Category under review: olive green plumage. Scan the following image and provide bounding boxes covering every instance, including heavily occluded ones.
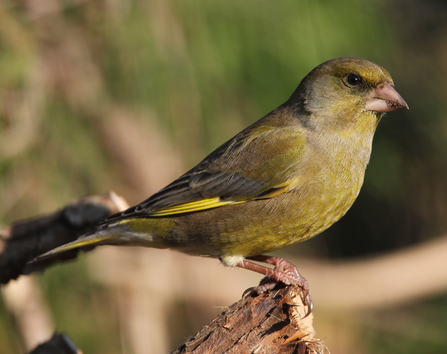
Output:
[38,57,408,270]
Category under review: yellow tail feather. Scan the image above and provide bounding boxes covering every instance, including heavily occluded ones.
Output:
[32,232,113,262]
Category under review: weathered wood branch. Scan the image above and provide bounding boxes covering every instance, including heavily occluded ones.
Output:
[23,284,327,354]
[28,333,81,354]
[171,284,327,354]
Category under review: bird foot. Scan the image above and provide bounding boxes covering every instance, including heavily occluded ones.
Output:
[238,255,313,316]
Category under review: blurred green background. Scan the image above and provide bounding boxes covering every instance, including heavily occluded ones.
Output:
[1,0,447,353]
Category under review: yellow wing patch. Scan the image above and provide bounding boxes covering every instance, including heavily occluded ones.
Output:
[148,197,246,217]
[140,178,298,218]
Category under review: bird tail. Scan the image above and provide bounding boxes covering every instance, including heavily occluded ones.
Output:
[32,230,114,263]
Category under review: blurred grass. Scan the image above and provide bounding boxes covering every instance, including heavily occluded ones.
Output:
[1,0,447,353]
[39,259,122,354]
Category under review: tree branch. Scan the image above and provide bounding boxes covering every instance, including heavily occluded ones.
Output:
[171,284,326,354]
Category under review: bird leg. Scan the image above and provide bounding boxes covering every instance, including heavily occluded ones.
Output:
[237,255,313,315]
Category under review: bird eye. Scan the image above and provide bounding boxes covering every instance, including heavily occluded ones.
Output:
[346,74,361,86]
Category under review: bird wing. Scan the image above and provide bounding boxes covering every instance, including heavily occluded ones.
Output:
[100,122,306,225]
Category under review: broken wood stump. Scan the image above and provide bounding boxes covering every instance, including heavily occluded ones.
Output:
[172,284,328,354]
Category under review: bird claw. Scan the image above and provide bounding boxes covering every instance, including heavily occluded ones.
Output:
[245,255,313,317]
[254,277,313,318]
[242,286,258,298]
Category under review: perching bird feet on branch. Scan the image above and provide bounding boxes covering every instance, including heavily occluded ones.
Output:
[238,255,313,316]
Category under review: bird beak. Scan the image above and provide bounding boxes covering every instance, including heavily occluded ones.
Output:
[364,82,409,113]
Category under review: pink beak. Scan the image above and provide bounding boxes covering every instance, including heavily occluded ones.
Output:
[364,82,409,113]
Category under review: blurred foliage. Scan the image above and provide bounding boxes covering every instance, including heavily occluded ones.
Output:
[39,259,122,353]
[1,0,447,353]
[364,295,447,354]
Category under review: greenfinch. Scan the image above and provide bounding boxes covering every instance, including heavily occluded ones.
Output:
[36,57,408,303]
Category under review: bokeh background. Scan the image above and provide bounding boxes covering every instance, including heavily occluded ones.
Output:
[1,0,447,353]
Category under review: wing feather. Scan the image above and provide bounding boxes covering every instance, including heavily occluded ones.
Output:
[100,122,306,226]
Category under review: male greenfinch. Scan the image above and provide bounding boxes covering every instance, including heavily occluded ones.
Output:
[35,57,408,306]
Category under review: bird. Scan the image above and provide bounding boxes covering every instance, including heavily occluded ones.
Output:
[34,57,408,308]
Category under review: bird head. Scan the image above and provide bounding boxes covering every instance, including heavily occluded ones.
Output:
[290,57,408,130]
